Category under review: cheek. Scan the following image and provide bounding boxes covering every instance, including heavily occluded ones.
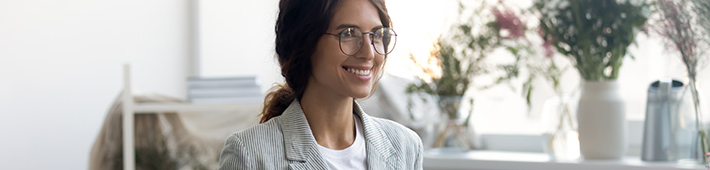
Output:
[312,39,338,68]
[311,38,348,78]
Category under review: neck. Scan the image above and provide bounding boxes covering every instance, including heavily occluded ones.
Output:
[300,82,356,150]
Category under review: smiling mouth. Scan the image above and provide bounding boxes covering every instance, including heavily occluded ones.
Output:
[342,66,371,76]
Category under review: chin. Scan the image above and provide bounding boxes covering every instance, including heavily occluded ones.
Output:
[352,94,369,99]
[351,89,371,99]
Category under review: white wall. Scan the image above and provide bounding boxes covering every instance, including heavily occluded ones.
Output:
[0,0,191,169]
[198,0,282,91]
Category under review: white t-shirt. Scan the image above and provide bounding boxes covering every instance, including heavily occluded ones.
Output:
[316,116,368,170]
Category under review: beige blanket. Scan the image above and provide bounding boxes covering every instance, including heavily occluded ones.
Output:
[88,92,260,170]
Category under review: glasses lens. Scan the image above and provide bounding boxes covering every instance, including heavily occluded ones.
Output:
[373,28,396,55]
[339,28,363,55]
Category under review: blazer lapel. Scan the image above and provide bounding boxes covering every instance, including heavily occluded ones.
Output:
[279,100,329,170]
[279,100,399,169]
[354,101,399,169]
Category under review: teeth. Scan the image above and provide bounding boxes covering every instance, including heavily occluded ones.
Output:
[346,68,370,76]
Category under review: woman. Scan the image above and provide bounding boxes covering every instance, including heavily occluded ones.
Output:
[219,0,422,169]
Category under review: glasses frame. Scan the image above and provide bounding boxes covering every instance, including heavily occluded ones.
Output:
[324,27,397,56]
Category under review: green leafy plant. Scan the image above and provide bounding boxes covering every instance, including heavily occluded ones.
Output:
[406,1,565,120]
[406,2,498,97]
[406,1,504,123]
[407,0,570,116]
[535,0,650,81]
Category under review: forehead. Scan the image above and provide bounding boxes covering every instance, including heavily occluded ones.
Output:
[329,0,382,30]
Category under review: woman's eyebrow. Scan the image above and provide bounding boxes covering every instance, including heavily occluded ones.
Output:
[370,25,384,32]
[335,24,359,30]
[335,24,385,31]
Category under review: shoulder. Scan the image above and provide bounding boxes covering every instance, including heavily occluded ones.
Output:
[226,116,284,149]
[219,117,285,169]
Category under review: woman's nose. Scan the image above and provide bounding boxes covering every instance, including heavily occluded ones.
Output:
[355,33,375,60]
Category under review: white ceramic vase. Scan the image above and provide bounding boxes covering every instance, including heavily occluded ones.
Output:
[576,81,626,160]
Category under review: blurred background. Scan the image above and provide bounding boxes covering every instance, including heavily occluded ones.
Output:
[1,0,709,169]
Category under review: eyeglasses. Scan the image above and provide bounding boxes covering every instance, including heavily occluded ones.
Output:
[324,27,397,56]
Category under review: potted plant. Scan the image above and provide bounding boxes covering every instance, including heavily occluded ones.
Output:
[406,1,529,150]
[654,0,710,163]
[535,0,650,159]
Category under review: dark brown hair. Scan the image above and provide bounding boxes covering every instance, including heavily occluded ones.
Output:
[260,0,392,123]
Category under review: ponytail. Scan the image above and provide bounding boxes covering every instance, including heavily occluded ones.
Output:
[260,84,296,123]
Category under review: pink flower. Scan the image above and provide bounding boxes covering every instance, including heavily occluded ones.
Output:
[492,7,525,39]
[654,0,703,70]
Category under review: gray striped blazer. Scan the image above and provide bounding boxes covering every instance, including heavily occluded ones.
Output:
[219,100,423,170]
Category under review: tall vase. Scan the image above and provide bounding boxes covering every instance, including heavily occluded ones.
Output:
[687,76,708,164]
[669,76,710,165]
[576,81,626,160]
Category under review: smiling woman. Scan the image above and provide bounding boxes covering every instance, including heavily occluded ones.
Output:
[218,0,423,169]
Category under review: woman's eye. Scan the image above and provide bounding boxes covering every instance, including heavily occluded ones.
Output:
[341,28,357,38]
[373,32,383,39]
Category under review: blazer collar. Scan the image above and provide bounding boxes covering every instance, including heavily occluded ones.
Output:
[279,100,322,160]
[354,100,398,169]
[279,99,397,169]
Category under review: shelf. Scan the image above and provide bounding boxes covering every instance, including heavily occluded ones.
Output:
[121,64,262,170]
[424,150,705,170]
